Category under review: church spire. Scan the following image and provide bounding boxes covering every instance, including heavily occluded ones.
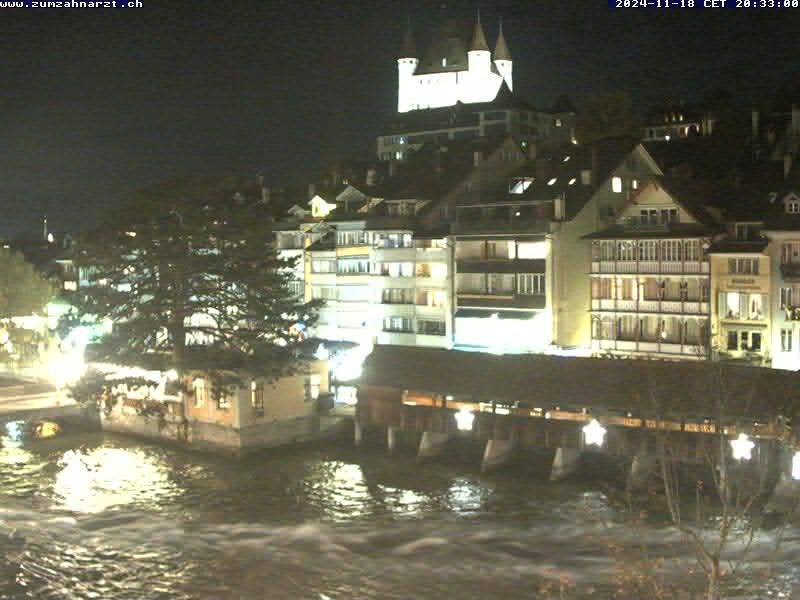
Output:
[400,18,416,58]
[494,18,511,61]
[469,10,490,52]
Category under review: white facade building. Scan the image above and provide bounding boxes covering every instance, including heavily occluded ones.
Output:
[397,16,513,113]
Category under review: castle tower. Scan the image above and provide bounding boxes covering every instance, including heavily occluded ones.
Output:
[467,11,491,76]
[494,19,513,91]
[397,21,419,113]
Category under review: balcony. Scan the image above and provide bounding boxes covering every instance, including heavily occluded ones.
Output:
[452,217,550,235]
[781,263,800,281]
[456,258,545,274]
[457,293,545,310]
[590,298,709,315]
[591,260,709,275]
[593,338,707,357]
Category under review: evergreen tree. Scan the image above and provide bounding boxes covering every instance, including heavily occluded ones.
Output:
[66,175,320,393]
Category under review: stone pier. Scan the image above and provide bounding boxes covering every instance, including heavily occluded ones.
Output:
[550,447,581,481]
[417,431,450,462]
[481,439,515,472]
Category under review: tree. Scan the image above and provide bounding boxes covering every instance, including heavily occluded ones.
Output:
[65,175,321,395]
[575,91,641,144]
[0,248,53,320]
[639,362,800,600]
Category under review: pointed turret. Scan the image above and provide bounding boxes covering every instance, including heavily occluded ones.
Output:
[399,19,416,58]
[494,19,511,61]
[397,19,419,112]
[469,11,490,52]
[493,17,513,91]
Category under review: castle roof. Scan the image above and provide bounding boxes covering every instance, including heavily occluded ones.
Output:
[400,22,416,58]
[494,21,511,61]
[469,13,490,52]
[416,19,470,75]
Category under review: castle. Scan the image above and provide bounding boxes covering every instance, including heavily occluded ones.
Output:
[397,14,513,113]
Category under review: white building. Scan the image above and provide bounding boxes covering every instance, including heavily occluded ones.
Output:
[397,16,512,114]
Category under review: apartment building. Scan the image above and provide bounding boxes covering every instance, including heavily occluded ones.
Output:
[587,177,720,359]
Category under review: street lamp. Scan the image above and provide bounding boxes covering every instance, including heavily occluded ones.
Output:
[455,408,475,432]
[582,419,606,447]
[730,433,755,461]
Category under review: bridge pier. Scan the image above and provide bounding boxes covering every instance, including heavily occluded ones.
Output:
[626,454,658,493]
[387,425,398,453]
[481,439,515,472]
[354,419,363,447]
[417,431,450,462]
[550,447,581,481]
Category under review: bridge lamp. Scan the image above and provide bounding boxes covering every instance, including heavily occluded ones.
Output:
[730,433,755,461]
[792,452,800,481]
[455,408,475,432]
[582,419,607,447]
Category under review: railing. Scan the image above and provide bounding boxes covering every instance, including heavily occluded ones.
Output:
[591,261,709,274]
[452,217,549,234]
[591,298,709,315]
[781,263,800,280]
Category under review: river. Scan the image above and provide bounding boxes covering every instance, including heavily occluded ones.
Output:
[0,427,798,599]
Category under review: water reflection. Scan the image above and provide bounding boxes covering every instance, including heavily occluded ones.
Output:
[53,446,178,513]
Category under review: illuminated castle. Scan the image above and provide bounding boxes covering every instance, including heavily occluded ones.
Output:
[397,14,513,113]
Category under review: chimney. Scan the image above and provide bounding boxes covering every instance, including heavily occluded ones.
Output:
[785,153,793,179]
[751,107,760,140]
[307,183,316,200]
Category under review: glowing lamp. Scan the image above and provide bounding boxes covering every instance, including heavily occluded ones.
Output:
[730,433,755,461]
[582,419,606,447]
[454,408,475,432]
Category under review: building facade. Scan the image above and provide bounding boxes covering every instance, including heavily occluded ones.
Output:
[588,178,717,360]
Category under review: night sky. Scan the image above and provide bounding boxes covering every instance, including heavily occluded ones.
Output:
[2,0,799,238]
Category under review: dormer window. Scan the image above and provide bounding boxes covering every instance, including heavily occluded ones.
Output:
[788,200,800,214]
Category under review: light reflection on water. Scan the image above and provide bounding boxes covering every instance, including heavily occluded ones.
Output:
[0,431,796,599]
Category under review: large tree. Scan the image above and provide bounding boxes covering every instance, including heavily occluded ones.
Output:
[0,248,53,320]
[66,175,320,392]
[575,91,641,144]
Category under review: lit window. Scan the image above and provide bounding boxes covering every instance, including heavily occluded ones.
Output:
[555,118,562,127]
[251,381,264,417]
[788,201,800,214]
[568,178,576,186]
[217,394,231,411]
[304,374,321,402]
[63,281,77,291]
[612,177,623,193]
[441,57,447,67]
[782,329,793,352]
[632,179,639,190]
[547,178,557,186]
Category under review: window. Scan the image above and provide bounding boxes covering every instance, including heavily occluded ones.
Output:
[640,208,659,224]
[336,231,369,246]
[383,316,412,333]
[518,273,545,295]
[555,118,562,127]
[684,240,700,261]
[63,280,77,291]
[311,259,335,273]
[311,286,337,300]
[337,258,370,274]
[617,241,636,261]
[727,330,738,351]
[382,288,414,304]
[217,393,231,411]
[639,240,658,261]
[781,242,800,264]
[660,208,678,223]
[781,287,794,308]
[417,319,446,336]
[517,241,547,259]
[782,329,793,352]
[415,289,446,307]
[304,375,321,402]
[728,258,758,274]
[612,177,623,193]
[661,240,682,262]
[379,262,414,277]
[193,379,208,408]
[487,273,514,294]
[632,179,639,190]
[509,178,534,194]
[725,292,741,320]
[788,200,800,214]
[337,285,369,302]
[251,381,264,417]
[441,57,447,67]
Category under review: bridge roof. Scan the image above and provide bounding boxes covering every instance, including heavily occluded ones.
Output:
[358,346,800,421]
